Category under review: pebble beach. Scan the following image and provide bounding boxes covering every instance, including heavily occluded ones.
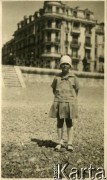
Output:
[2,83,104,178]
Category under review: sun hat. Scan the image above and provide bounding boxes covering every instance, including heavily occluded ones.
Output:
[60,55,73,68]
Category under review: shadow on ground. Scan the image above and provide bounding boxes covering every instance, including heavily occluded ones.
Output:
[31,138,57,148]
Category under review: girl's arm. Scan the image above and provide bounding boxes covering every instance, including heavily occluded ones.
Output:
[52,88,56,95]
[51,77,57,95]
[74,76,79,96]
[75,89,78,96]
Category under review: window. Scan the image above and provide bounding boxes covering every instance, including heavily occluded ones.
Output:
[48,20,51,28]
[47,6,52,13]
[86,26,91,34]
[62,8,65,14]
[44,46,47,53]
[30,37,35,44]
[86,13,90,20]
[66,9,68,15]
[55,59,59,69]
[56,32,59,40]
[95,35,97,44]
[56,7,59,13]
[66,33,68,40]
[47,32,51,41]
[85,37,91,46]
[85,50,91,59]
[45,60,50,68]
[73,11,77,17]
[72,61,78,70]
[72,35,78,44]
[55,46,59,53]
[47,45,51,53]
[73,22,80,29]
[65,47,68,54]
[21,41,24,48]
[95,48,97,58]
[56,20,60,28]
[72,48,78,57]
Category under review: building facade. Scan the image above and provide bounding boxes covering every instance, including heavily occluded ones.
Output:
[2,1,104,72]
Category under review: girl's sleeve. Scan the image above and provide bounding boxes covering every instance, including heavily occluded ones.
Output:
[51,77,57,94]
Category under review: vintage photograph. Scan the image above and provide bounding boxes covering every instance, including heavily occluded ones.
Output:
[1,0,105,178]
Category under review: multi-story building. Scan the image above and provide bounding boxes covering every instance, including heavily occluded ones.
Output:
[2,1,104,72]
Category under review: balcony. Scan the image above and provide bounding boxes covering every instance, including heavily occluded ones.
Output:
[71,27,80,35]
[41,52,61,58]
[42,24,61,31]
[70,41,81,48]
[43,11,64,19]
[71,55,80,62]
[95,28,104,35]
[43,38,60,45]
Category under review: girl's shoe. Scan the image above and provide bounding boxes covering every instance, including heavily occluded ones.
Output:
[54,143,64,152]
[66,144,73,152]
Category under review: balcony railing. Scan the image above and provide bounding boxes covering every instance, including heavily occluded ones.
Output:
[43,38,60,44]
[41,52,61,58]
[71,27,80,34]
[44,51,60,54]
[70,41,81,48]
[96,28,104,34]
[71,55,80,61]
[42,24,61,30]
[43,11,63,15]
[85,31,92,36]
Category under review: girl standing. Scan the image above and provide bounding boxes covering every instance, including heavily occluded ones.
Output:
[49,55,79,151]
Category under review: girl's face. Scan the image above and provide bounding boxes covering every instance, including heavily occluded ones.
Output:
[60,63,71,74]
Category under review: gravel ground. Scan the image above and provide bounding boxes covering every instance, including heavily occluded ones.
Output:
[2,83,104,178]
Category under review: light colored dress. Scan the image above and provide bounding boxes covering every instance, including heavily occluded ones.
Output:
[49,72,79,119]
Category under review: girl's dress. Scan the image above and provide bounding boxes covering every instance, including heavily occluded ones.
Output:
[49,72,79,119]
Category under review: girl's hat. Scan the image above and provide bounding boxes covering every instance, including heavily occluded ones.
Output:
[60,55,73,68]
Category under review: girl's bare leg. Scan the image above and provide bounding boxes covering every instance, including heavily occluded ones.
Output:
[57,128,63,144]
[55,118,64,150]
[67,127,74,151]
[67,127,73,145]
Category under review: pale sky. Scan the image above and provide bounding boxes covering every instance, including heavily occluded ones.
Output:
[2,1,105,45]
